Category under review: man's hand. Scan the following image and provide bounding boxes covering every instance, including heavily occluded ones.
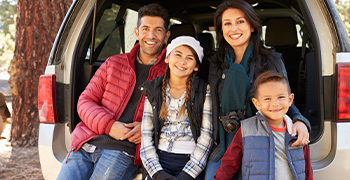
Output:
[291,120,310,146]
[109,121,132,140]
[120,122,141,144]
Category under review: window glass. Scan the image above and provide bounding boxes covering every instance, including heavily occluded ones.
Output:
[295,24,303,47]
[261,25,270,48]
[85,4,138,60]
[261,24,303,48]
[124,9,138,52]
[170,18,182,26]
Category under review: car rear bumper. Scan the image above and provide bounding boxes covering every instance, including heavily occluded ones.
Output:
[313,122,350,179]
[38,123,70,180]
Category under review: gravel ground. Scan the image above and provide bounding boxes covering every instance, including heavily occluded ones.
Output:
[0,118,44,180]
[0,66,44,179]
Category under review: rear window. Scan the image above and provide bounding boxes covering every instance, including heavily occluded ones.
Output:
[85,3,138,61]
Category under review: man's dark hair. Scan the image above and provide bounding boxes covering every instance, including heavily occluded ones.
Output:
[137,3,169,31]
[253,71,291,97]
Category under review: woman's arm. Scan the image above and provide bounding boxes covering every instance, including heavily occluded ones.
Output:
[277,58,311,146]
[277,58,310,129]
[181,85,213,179]
[140,97,163,178]
[287,104,311,131]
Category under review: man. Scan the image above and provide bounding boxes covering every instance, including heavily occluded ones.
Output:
[57,3,170,180]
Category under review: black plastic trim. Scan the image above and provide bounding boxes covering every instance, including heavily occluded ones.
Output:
[324,0,350,52]
[55,82,70,123]
[48,0,82,65]
[297,0,324,143]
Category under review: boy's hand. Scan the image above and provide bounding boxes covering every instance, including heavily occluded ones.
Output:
[291,120,309,146]
[120,122,141,144]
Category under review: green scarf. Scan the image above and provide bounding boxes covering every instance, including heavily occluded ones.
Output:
[220,43,253,155]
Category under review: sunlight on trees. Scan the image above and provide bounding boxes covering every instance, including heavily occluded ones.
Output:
[0,0,350,72]
[0,0,16,72]
[334,0,350,35]
[0,23,15,70]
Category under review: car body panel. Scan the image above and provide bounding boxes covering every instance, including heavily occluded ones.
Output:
[313,122,350,179]
[305,0,335,76]
[38,0,350,179]
[38,123,70,179]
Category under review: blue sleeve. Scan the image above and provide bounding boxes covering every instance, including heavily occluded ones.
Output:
[278,58,311,132]
[287,104,311,132]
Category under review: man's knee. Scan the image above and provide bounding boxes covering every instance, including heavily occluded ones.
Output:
[57,148,95,180]
[91,150,139,180]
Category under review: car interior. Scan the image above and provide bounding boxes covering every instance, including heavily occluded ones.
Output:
[69,0,321,142]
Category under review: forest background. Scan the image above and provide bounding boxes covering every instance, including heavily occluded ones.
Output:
[2,0,350,78]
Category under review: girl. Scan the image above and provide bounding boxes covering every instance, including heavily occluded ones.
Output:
[140,36,212,180]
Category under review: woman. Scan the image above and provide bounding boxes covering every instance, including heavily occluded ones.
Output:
[140,36,212,180]
[205,0,311,178]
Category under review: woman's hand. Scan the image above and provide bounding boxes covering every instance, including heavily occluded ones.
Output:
[291,120,310,146]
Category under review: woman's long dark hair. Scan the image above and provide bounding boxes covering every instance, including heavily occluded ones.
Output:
[212,0,279,73]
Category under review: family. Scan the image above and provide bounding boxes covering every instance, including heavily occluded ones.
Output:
[57,0,313,180]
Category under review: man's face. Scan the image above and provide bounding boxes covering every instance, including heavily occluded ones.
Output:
[135,16,170,61]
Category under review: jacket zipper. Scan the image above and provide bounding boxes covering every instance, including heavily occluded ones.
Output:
[65,147,77,163]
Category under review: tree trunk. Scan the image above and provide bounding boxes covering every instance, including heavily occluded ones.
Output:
[8,0,72,147]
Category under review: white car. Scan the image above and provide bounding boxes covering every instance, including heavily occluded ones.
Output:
[38,0,350,179]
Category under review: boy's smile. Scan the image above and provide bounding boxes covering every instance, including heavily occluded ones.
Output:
[252,81,294,128]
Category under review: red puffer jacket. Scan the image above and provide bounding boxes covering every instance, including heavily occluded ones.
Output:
[69,43,167,165]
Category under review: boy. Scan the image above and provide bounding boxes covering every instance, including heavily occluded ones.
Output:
[214,71,313,180]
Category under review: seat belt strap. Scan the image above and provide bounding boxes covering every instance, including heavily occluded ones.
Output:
[91,0,130,63]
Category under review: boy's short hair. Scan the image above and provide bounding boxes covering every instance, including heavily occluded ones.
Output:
[137,3,170,31]
[253,71,291,97]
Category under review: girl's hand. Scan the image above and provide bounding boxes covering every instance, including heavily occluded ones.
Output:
[291,120,310,146]
[153,170,178,180]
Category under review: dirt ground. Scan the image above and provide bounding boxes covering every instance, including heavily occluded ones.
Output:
[0,120,44,180]
[0,68,44,179]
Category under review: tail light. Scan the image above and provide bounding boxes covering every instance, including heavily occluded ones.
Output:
[38,74,58,123]
[335,63,350,122]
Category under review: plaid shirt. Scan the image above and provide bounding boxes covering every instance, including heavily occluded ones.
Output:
[141,84,213,178]
[136,50,158,65]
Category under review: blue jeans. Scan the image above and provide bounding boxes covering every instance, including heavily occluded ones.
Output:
[204,159,221,180]
[57,147,140,180]
[147,150,203,180]
[204,158,241,180]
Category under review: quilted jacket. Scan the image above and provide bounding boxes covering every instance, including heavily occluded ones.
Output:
[70,43,167,165]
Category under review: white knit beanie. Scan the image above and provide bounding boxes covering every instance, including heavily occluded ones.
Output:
[166,36,204,63]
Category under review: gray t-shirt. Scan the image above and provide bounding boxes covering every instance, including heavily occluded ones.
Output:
[271,123,294,180]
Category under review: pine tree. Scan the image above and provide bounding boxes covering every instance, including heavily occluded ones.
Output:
[8,0,72,146]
